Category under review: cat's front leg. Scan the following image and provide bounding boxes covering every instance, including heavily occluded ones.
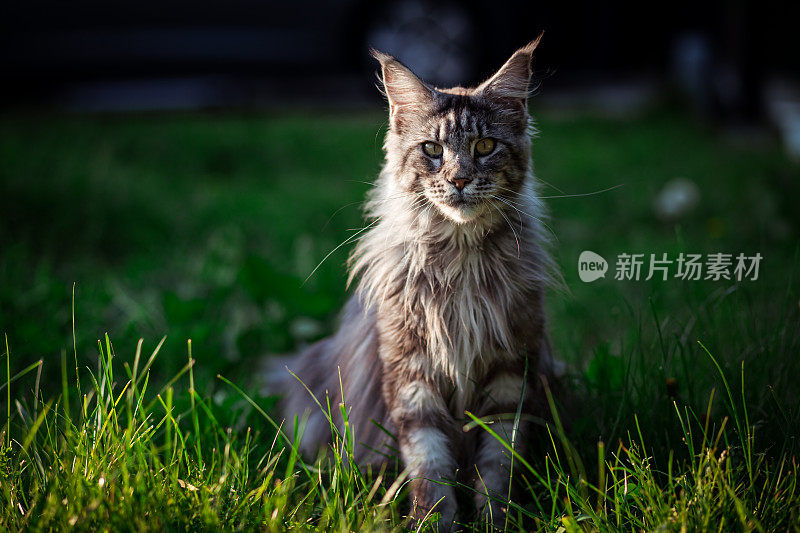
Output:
[390,378,459,530]
[473,372,529,529]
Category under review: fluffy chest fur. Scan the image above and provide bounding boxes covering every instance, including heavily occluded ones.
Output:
[349,174,549,389]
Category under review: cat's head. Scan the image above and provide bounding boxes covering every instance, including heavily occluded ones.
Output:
[373,38,540,225]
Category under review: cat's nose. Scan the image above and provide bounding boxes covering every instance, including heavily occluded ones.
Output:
[448,177,473,191]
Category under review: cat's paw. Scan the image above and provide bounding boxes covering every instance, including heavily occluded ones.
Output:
[474,493,508,531]
[408,488,458,532]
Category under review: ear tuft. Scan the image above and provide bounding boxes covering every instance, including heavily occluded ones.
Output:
[369,48,394,66]
[370,49,434,129]
[478,34,543,103]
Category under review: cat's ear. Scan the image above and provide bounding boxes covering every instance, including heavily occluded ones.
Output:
[371,49,434,130]
[477,35,542,107]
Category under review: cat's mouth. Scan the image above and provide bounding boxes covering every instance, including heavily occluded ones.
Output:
[446,194,471,207]
[431,193,487,224]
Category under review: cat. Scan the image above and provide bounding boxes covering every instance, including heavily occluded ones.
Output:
[269,36,559,530]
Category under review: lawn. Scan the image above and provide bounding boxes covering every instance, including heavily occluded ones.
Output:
[1,105,798,530]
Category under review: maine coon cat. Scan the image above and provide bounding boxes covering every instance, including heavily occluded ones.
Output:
[271,37,558,529]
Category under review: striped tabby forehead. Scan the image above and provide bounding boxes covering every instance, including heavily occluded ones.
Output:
[403,92,527,145]
[430,105,489,143]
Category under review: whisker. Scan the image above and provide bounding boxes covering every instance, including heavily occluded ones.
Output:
[303,218,381,284]
[495,183,623,201]
[492,188,526,207]
[323,190,424,230]
[385,195,428,249]
[322,200,368,230]
[490,194,560,243]
[402,203,434,252]
[403,199,433,247]
[536,184,624,200]
[489,200,520,258]
[490,194,525,226]
[535,177,566,194]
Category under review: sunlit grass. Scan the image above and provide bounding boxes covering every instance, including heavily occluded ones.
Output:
[2,323,798,531]
[0,330,408,531]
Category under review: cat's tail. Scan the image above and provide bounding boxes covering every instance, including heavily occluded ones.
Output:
[262,339,339,457]
[260,297,392,464]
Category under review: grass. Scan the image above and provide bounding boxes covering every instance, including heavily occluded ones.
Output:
[0,104,799,530]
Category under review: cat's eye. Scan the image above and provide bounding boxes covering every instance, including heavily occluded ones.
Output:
[422,141,443,158]
[474,138,496,156]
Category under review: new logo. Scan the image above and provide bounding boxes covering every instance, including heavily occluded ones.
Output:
[578,251,608,282]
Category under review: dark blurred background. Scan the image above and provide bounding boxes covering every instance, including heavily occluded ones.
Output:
[1,0,799,404]
[2,0,799,130]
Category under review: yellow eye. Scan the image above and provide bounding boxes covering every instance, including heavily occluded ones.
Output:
[475,138,496,156]
[422,141,443,158]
